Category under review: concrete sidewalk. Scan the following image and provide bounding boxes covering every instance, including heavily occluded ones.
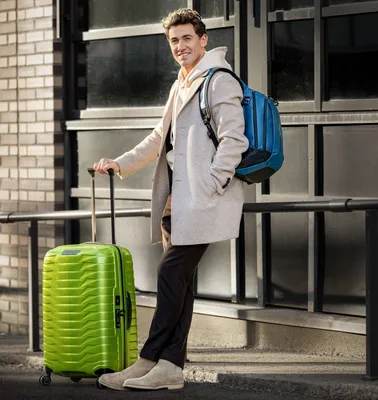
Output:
[1,334,378,399]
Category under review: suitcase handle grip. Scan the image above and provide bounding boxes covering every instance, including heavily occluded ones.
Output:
[87,167,114,176]
[87,168,116,244]
[125,292,132,330]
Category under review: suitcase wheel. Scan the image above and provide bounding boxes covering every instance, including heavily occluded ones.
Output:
[71,378,82,383]
[96,378,106,389]
[39,375,52,386]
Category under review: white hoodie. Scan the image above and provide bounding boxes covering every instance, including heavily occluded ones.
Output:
[166,47,233,170]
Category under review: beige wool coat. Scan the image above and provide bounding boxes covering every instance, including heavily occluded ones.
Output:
[115,47,249,245]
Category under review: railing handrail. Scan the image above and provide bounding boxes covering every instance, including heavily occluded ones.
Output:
[3,198,378,223]
[0,208,152,223]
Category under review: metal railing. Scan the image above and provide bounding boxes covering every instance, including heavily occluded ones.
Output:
[1,198,378,380]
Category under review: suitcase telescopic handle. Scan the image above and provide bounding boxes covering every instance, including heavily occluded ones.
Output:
[87,168,116,245]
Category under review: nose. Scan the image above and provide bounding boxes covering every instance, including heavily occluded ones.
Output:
[177,39,185,51]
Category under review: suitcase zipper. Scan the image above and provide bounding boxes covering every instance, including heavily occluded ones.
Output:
[115,308,125,328]
[114,246,132,331]
[115,246,125,329]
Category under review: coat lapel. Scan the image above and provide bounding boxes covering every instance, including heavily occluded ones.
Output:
[159,80,178,155]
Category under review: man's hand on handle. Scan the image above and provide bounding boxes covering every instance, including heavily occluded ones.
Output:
[93,158,120,175]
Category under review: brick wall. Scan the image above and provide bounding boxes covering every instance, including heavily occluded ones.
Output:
[0,0,64,334]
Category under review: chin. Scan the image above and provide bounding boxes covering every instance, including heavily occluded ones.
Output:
[182,60,194,67]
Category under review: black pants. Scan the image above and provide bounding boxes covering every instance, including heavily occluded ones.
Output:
[139,195,209,368]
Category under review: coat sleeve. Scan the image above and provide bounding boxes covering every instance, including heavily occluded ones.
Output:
[208,72,249,195]
[114,118,163,179]
[114,81,177,179]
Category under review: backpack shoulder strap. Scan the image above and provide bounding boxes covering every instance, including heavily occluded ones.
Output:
[199,67,245,149]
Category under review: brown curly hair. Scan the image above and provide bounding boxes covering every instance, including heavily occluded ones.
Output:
[162,8,206,38]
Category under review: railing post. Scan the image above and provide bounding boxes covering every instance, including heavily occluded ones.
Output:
[235,215,246,303]
[365,210,378,380]
[28,220,41,352]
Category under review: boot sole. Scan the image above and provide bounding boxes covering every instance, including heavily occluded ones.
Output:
[124,383,184,390]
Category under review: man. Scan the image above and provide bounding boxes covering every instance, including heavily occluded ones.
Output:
[93,8,248,391]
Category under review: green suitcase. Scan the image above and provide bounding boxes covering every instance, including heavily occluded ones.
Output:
[39,169,138,386]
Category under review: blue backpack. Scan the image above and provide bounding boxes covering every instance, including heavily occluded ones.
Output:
[199,68,284,184]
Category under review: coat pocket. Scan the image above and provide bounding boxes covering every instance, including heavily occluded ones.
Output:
[201,162,218,199]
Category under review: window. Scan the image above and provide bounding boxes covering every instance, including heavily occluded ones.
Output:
[78,130,156,189]
[200,0,235,18]
[325,13,378,100]
[88,0,187,29]
[323,125,378,197]
[270,213,308,308]
[272,0,313,10]
[86,35,177,108]
[271,20,314,101]
[269,127,308,194]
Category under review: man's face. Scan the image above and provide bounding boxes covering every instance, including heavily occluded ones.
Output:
[168,24,208,71]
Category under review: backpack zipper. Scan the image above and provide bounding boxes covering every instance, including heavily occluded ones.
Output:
[252,91,258,148]
[263,98,268,151]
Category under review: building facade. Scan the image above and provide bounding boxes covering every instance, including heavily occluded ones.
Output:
[0,0,63,334]
[0,0,378,336]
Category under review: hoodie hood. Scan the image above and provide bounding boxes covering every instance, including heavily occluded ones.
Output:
[178,47,232,86]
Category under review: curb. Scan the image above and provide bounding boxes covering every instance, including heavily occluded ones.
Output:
[183,368,378,400]
[2,354,378,400]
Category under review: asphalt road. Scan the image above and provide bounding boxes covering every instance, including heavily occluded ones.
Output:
[0,366,320,400]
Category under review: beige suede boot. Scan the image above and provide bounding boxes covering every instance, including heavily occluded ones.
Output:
[98,357,156,391]
[123,359,184,390]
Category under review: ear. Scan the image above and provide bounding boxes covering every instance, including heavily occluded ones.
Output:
[200,33,208,48]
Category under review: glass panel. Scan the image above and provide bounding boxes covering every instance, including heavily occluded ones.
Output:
[326,13,378,100]
[270,213,308,309]
[244,213,258,300]
[196,241,231,300]
[326,0,374,5]
[323,212,365,317]
[79,198,162,293]
[88,0,187,29]
[271,20,314,101]
[85,28,234,108]
[78,130,156,190]
[272,0,313,10]
[270,127,308,194]
[86,35,177,108]
[323,125,378,197]
[200,0,235,18]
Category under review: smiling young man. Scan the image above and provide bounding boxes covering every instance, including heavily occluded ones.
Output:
[94,9,248,391]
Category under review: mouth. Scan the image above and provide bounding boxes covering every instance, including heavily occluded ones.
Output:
[178,52,190,58]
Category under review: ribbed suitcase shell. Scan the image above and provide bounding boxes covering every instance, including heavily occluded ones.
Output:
[42,242,138,379]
